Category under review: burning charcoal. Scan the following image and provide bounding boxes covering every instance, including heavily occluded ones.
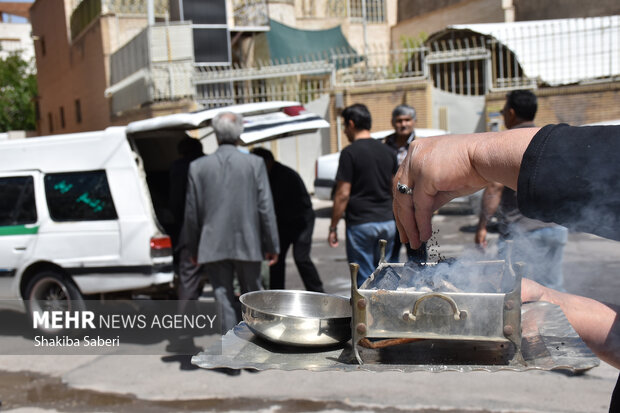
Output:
[398,261,426,287]
[368,266,401,290]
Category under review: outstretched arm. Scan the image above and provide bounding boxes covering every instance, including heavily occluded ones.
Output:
[328,181,350,247]
[475,182,503,249]
[522,278,620,369]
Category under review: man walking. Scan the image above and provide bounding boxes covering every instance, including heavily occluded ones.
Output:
[475,90,568,290]
[251,148,324,292]
[183,112,279,334]
[383,104,427,263]
[169,137,205,301]
[328,103,398,287]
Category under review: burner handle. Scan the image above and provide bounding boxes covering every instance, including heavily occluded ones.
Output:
[403,293,468,321]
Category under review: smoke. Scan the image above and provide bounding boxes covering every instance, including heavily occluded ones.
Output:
[367,250,513,293]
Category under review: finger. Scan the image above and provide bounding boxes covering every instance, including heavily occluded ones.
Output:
[412,186,435,242]
[392,190,409,244]
[394,209,408,244]
[393,164,421,247]
[398,197,422,249]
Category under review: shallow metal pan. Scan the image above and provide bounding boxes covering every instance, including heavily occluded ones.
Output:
[240,290,351,347]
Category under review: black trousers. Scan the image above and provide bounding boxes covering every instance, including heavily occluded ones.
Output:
[270,216,324,292]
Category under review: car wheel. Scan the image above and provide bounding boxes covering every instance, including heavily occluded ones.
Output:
[25,271,85,333]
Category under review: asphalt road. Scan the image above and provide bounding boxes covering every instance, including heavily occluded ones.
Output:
[0,199,618,412]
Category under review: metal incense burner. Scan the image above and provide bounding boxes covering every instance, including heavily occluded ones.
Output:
[350,241,522,365]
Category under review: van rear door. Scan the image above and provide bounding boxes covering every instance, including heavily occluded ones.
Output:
[0,172,40,298]
[125,101,330,142]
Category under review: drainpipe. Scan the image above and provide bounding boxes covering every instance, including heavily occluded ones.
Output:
[502,0,515,23]
[147,0,155,25]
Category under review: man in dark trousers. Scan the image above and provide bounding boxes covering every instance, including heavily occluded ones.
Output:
[475,90,568,291]
[184,112,279,335]
[169,137,205,300]
[251,147,324,292]
[328,103,398,287]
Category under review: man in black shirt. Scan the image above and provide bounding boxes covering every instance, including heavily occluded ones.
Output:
[252,148,324,292]
[328,104,398,286]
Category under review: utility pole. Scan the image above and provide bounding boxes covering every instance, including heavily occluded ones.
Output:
[361,0,368,71]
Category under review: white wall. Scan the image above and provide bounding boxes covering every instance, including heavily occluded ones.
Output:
[0,23,35,66]
[431,87,487,133]
[252,93,331,192]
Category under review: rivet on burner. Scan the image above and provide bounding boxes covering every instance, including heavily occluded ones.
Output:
[504,325,514,336]
[356,323,367,335]
[357,298,367,310]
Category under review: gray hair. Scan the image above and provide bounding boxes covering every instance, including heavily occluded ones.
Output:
[212,111,244,145]
[392,104,416,121]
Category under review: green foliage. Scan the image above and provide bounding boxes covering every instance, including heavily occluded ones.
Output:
[388,32,429,78]
[399,32,429,49]
[0,53,38,132]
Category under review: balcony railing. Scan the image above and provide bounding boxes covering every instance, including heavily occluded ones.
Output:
[232,0,268,28]
[107,22,194,113]
[70,0,169,40]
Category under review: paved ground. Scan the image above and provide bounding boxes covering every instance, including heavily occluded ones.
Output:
[0,198,618,412]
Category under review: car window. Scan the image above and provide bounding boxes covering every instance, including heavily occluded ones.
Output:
[44,171,118,221]
[0,176,37,226]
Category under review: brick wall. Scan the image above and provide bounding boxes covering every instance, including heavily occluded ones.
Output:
[30,1,150,136]
[486,82,620,129]
[329,81,431,152]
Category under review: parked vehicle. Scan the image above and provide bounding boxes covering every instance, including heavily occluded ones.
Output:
[0,101,328,317]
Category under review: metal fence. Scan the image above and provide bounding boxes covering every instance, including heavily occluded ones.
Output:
[70,0,169,39]
[108,17,620,108]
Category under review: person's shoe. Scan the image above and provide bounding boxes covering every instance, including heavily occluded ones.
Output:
[243,368,260,373]
[213,367,241,376]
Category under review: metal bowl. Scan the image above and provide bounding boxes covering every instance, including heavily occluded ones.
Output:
[240,290,352,347]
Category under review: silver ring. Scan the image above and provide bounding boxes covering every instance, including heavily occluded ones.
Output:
[397,182,413,195]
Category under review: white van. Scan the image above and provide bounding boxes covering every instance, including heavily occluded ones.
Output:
[0,101,328,314]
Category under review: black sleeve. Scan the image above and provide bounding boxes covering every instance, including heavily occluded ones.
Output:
[517,124,620,241]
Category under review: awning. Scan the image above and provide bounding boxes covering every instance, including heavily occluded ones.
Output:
[450,16,620,86]
[266,19,362,69]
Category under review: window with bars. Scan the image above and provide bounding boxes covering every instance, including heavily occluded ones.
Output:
[348,0,385,23]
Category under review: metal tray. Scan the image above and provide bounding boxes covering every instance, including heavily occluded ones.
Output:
[192,302,599,373]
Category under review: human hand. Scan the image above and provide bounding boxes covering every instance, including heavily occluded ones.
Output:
[393,134,489,249]
[474,227,488,249]
[265,253,278,266]
[521,278,547,303]
[328,230,339,248]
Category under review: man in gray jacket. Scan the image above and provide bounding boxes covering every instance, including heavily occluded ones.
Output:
[183,111,279,334]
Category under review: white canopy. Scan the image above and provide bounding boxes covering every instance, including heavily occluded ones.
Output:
[452,15,620,86]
